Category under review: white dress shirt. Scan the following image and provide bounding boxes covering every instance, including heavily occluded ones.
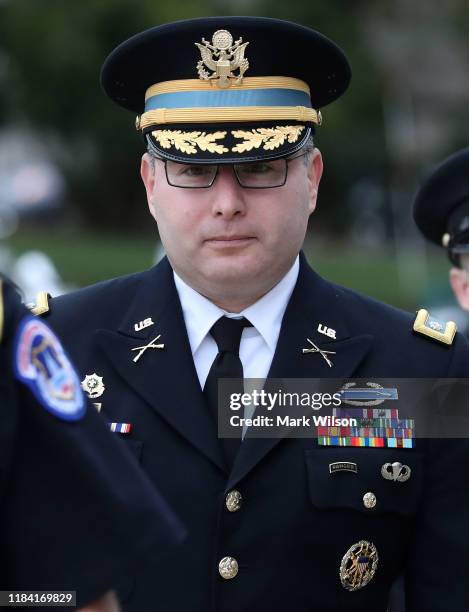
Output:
[173,256,299,390]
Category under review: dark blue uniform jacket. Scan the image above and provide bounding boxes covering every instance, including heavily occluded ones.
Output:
[43,254,469,612]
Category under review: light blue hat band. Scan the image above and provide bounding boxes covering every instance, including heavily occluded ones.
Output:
[145,87,311,112]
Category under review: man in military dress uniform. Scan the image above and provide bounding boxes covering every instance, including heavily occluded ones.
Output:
[0,277,184,609]
[414,147,469,336]
[38,17,469,611]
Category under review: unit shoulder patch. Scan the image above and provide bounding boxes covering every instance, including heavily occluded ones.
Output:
[28,291,51,316]
[14,315,85,421]
[413,309,457,346]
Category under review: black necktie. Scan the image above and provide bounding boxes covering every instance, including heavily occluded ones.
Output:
[203,316,252,468]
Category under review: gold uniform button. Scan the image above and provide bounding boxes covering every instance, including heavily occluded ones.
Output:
[218,556,239,579]
[363,492,377,509]
[226,490,243,512]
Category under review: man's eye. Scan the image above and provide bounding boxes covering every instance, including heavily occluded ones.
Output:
[178,166,213,177]
[241,163,274,174]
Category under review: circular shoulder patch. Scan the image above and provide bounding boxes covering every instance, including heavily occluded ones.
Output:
[14,316,86,421]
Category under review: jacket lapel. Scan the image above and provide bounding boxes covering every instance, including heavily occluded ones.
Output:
[227,254,373,490]
[94,258,227,473]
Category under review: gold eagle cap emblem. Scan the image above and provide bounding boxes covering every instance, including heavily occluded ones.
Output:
[195,29,249,89]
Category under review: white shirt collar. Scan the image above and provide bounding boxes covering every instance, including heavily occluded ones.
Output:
[173,256,299,354]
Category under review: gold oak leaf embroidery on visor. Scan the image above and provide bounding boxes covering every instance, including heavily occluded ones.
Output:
[231,125,305,153]
[152,130,229,154]
[151,125,305,155]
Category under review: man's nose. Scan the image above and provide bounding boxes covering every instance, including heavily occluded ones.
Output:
[210,166,247,218]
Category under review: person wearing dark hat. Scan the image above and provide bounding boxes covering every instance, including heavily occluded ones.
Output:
[0,276,184,609]
[34,16,469,611]
[414,147,469,333]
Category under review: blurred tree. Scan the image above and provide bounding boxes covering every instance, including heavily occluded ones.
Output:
[0,0,218,231]
[1,0,468,240]
[250,0,387,234]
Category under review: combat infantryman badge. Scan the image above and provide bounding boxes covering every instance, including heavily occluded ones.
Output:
[81,373,105,399]
[339,540,378,591]
[195,29,249,88]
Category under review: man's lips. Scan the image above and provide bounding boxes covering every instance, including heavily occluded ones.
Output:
[205,235,256,244]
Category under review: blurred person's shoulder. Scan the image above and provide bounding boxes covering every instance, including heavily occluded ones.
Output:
[316,275,469,375]
[1,277,29,344]
[37,266,157,328]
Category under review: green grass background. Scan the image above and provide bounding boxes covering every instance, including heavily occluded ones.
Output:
[6,230,455,312]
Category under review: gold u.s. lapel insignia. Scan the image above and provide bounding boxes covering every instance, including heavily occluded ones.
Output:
[340,540,378,591]
[195,29,249,88]
[81,373,105,399]
[131,334,165,363]
[413,309,456,345]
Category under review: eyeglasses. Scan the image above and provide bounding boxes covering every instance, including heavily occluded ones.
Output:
[154,151,309,189]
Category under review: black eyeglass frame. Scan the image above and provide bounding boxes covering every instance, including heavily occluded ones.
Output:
[152,151,311,189]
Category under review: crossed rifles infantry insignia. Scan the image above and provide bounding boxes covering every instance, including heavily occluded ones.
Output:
[131,334,165,363]
[195,29,249,88]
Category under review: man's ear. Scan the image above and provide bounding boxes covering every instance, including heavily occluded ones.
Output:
[449,267,469,311]
[140,153,156,202]
[306,148,323,214]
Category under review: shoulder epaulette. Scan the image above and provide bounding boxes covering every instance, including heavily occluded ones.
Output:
[0,279,4,343]
[413,308,457,346]
[28,291,51,316]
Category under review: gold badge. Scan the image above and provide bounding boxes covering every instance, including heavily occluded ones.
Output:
[413,309,456,345]
[340,540,378,591]
[81,373,105,399]
[195,29,249,88]
[28,291,50,316]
